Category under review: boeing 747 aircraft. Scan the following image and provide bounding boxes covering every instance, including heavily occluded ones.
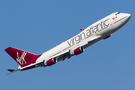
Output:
[5,12,131,75]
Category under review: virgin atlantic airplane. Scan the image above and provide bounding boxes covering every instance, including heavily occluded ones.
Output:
[5,12,131,75]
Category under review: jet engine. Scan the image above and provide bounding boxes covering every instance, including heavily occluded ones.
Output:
[70,47,84,56]
[46,58,56,66]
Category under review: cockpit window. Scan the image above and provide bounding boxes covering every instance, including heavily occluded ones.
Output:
[115,12,120,15]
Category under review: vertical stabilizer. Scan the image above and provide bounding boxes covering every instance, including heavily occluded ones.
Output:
[5,47,40,66]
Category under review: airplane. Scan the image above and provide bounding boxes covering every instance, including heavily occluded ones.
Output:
[5,12,131,75]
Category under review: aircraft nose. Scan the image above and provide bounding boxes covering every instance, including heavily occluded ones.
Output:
[121,13,131,18]
[126,13,131,19]
[125,13,131,23]
[121,13,131,24]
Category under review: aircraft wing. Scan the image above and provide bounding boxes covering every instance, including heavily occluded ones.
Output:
[47,35,102,61]
[48,49,70,61]
[83,35,102,48]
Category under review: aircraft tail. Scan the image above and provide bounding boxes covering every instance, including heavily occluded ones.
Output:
[5,47,41,66]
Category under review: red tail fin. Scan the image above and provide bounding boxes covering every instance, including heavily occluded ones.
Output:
[5,47,41,67]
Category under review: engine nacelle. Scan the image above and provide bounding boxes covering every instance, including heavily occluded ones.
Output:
[46,58,56,66]
[70,47,84,56]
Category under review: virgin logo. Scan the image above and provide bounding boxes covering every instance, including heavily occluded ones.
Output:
[16,52,27,65]
[112,16,117,20]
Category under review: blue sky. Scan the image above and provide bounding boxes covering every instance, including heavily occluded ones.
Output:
[0,0,135,90]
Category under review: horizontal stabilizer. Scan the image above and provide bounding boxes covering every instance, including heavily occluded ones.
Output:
[8,69,16,72]
[6,69,19,75]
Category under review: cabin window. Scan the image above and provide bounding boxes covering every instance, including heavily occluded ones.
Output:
[115,12,120,15]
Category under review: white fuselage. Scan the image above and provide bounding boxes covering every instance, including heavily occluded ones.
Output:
[36,12,131,64]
